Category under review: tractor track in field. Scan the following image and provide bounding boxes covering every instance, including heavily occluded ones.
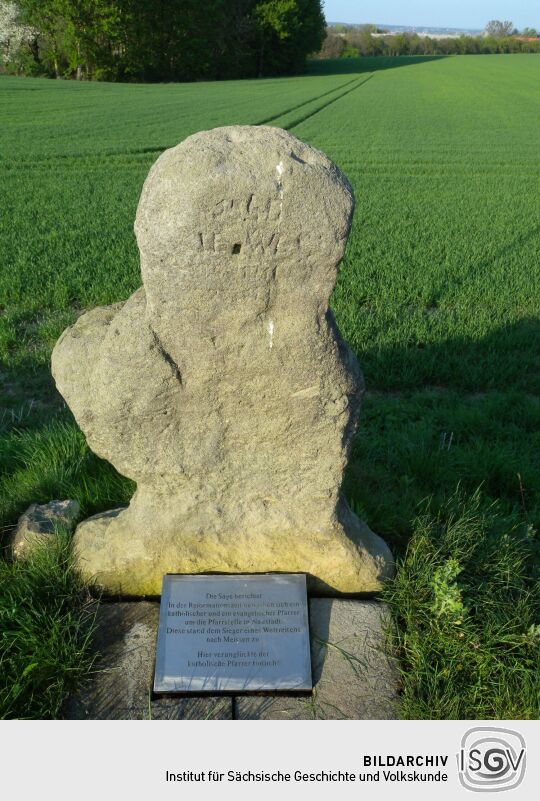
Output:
[283,73,374,130]
[252,74,361,126]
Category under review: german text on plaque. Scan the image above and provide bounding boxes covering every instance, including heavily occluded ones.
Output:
[154,574,312,693]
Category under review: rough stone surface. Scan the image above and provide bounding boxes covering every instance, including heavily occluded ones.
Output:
[52,125,393,595]
[236,599,400,719]
[64,602,232,720]
[10,499,80,560]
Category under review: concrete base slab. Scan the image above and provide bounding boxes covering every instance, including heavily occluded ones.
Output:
[66,599,399,720]
[236,599,400,719]
[64,602,232,720]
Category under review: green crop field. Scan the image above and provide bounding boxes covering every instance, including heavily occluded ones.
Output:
[1,55,539,719]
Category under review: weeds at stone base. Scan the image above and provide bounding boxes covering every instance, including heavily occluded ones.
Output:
[382,489,540,719]
[312,634,372,680]
[0,532,97,719]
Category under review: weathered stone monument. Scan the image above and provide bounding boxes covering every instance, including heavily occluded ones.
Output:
[52,125,392,596]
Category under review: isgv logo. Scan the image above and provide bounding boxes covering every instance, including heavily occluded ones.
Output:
[457,727,526,792]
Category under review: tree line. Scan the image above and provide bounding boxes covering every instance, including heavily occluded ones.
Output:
[317,21,540,60]
[0,0,325,81]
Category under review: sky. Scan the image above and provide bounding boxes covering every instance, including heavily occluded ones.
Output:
[322,1,539,30]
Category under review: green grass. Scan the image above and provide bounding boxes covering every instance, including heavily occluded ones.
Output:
[0,532,97,719]
[1,55,539,718]
[383,490,540,719]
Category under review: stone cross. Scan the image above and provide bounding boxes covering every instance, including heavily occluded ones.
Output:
[52,126,392,595]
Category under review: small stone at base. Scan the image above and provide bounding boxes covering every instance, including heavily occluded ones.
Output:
[9,499,80,560]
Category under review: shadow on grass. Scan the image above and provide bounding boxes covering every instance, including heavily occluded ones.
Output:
[350,314,540,395]
[337,223,540,394]
[307,55,448,76]
[0,362,134,535]
[340,316,540,558]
